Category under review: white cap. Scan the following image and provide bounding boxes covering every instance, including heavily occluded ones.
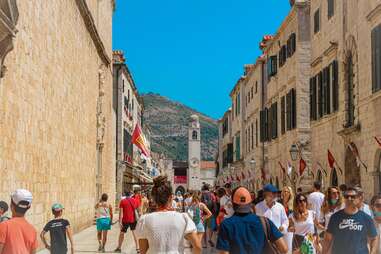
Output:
[11,189,33,209]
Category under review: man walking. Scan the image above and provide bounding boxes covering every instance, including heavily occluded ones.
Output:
[255,184,289,234]
[0,189,38,254]
[323,187,378,254]
[115,191,139,253]
[307,181,325,220]
[217,186,287,254]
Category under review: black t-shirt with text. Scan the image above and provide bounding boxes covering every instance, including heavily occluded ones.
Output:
[43,218,70,254]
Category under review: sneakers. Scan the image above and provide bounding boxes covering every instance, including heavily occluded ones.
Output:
[114,248,122,253]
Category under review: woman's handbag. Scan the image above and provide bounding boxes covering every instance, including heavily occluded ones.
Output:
[260,217,282,254]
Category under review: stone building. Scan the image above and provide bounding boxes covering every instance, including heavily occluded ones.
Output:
[113,50,152,200]
[217,0,381,198]
[0,0,115,234]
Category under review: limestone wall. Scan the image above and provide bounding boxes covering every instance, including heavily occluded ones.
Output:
[0,0,115,234]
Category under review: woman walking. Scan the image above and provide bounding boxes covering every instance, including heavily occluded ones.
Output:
[135,175,201,254]
[316,186,344,232]
[288,194,319,254]
[371,194,381,253]
[188,192,212,247]
[280,186,294,254]
[95,193,113,252]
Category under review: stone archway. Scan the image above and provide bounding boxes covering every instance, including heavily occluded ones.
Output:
[345,145,361,187]
[316,170,324,189]
[175,186,186,195]
[331,168,339,187]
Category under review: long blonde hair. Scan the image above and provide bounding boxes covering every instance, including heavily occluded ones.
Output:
[281,186,294,211]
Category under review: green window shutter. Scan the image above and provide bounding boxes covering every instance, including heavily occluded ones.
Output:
[291,89,297,129]
[332,61,339,111]
[281,96,285,134]
[372,24,381,93]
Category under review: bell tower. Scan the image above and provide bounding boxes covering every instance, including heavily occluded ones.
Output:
[188,114,201,190]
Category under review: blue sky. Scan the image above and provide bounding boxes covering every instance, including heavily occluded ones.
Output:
[113,0,290,119]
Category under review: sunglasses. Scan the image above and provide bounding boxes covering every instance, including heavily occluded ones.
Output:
[296,198,307,204]
[344,194,358,199]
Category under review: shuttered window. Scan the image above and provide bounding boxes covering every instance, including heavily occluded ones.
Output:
[372,24,381,93]
[272,102,278,139]
[314,9,320,34]
[286,92,291,130]
[310,77,317,121]
[268,55,278,78]
[291,89,297,129]
[318,72,323,118]
[251,123,254,150]
[287,33,296,58]
[332,60,339,111]
[328,0,334,19]
[255,119,258,146]
[281,96,286,134]
[260,110,265,142]
[323,66,331,115]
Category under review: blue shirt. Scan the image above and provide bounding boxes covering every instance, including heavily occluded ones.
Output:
[217,213,283,254]
[327,209,378,254]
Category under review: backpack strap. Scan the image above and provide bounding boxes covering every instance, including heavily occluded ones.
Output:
[259,216,270,241]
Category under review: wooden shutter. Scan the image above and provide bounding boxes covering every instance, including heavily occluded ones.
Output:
[312,76,317,119]
[314,9,320,34]
[256,119,258,146]
[332,60,339,111]
[286,92,292,130]
[251,123,254,150]
[281,96,285,134]
[291,89,297,129]
[279,50,283,67]
[310,78,314,120]
[318,72,323,118]
[372,24,381,93]
[326,66,331,114]
[273,102,278,139]
[291,33,296,55]
[328,0,334,19]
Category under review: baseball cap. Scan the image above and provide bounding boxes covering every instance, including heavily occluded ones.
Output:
[263,184,278,193]
[232,187,252,213]
[11,189,33,209]
[52,203,64,211]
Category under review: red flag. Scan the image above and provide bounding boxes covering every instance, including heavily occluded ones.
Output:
[278,161,286,175]
[132,123,150,157]
[375,136,381,148]
[327,150,335,169]
[348,142,367,171]
[299,158,307,176]
[261,168,266,180]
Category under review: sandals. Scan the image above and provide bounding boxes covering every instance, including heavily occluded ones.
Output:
[136,248,141,253]
[208,240,215,247]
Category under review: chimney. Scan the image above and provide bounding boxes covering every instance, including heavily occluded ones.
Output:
[113,50,125,64]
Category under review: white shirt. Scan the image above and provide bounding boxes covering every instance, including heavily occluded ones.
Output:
[290,210,316,236]
[361,204,373,218]
[319,204,344,230]
[135,211,196,254]
[220,195,234,218]
[255,200,289,231]
[308,191,325,219]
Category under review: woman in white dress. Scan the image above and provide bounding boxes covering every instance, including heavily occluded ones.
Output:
[288,194,319,254]
[136,175,202,254]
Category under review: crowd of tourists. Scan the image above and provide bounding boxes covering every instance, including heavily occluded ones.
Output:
[0,179,380,254]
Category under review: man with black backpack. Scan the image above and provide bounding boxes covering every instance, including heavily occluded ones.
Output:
[217,186,288,254]
[201,184,218,248]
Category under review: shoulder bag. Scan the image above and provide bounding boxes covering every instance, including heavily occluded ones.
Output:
[260,217,282,254]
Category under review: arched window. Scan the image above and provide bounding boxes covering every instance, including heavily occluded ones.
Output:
[192,130,198,140]
[331,168,338,187]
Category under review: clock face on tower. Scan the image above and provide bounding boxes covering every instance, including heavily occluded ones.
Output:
[190,157,199,168]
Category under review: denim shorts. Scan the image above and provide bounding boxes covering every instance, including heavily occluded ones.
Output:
[195,222,205,233]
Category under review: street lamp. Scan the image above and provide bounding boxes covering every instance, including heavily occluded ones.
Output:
[289,144,299,161]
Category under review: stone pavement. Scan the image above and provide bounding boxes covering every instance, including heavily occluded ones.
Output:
[37,222,218,254]
[38,224,137,254]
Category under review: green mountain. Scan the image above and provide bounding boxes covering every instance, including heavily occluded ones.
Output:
[142,93,218,161]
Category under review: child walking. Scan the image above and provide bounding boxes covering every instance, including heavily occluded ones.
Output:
[41,203,74,254]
